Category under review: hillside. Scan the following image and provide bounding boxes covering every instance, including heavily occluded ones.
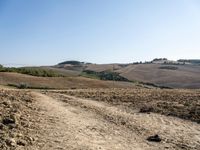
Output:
[54,60,200,89]
[1,59,199,89]
[178,59,200,65]
[0,72,136,89]
[117,64,200,89]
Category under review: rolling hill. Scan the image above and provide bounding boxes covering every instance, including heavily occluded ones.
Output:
[1,59,200,89]
[0,72,136,89]
[54,60,200,89]
[117,64,200,89]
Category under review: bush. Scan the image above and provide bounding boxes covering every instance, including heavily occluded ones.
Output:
[153,58,167,61]
[18,83,28,89]
[159,66,178,70]
[0,67,63,77]
[58,61,84,65]
[178,59,200,64]
[82,70,129,81]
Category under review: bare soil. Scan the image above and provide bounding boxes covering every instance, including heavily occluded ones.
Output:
[57,88,200,123]
[0,88,200,150]
[0,89,38,150]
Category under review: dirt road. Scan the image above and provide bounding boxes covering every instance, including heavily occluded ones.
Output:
[27,92,200,150]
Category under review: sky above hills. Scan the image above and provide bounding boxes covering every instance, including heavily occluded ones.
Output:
[0,0,200,66]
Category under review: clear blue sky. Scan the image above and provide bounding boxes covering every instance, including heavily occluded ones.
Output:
[0,0,200,66]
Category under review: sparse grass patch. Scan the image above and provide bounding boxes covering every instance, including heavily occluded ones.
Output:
[159,66,178,70]
[7,83,55,90]
[80,72,100,80]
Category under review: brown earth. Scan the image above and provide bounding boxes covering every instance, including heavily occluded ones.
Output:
[0,88,200,149]
[0,72,136,89]
[57,88,200,123]
[0,89,38,150]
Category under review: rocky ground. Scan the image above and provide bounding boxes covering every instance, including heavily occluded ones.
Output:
[56,88,200,123]
[0,89,38,150]
[0,88,200,150]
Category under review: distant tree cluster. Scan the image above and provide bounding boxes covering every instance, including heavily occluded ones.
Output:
[178,59,200,65]
[58,61,84,65]
[132,61,143,64]
[0,67,63,77]
[82,70,129,81]
[159,66,178,70]
[153,58,167,61]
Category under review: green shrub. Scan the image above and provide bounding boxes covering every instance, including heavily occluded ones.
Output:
[159,66,178,70]
[18,83,28,89]
[58,61,84,65]
[82,70,129,81]
[0,67,63,77]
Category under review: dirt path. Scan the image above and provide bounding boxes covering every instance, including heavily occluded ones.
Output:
[29,92,200,150]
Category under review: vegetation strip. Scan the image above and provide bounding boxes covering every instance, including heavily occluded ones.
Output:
[0,66,63,77]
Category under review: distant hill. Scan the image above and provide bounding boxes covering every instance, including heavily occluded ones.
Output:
[0,72,136,89]
[58,60,84,65]
[178,59,200,65]
[55,61,86,72]
[117,64,200,89]
[2,59,199,89]
[54,59,200,89]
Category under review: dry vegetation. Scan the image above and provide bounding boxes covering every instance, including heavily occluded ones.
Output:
[0,72,135,89]
[55,61,200,89]
[57,88,200,123]
[118,64,200,88]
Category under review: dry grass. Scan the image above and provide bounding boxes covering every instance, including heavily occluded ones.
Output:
[118,64,200,88]
[57,88,200,123]
[0,72,136,89]
[85,64,123,72]
[57,63,200,88]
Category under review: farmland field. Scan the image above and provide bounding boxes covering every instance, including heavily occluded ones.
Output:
[2,0,200,149]
[1,87,200,150]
